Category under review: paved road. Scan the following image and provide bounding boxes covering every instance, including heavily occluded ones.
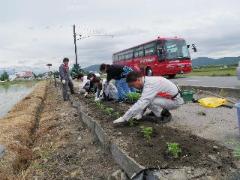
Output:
[172,76,240,89]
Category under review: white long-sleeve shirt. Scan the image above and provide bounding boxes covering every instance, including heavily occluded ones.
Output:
[122,76,179,121]
[80,76,90,89]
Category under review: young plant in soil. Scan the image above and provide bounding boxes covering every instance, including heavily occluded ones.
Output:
[95,101,105,109]
[140,126,153,142]
[128,118,139,127]
[167,142,182,158]
[126,92,141,103]
[233,146,240,159]
[104,107,114,116]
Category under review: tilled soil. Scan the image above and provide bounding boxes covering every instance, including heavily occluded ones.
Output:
[22,84,119,179]
[78,95,239,178]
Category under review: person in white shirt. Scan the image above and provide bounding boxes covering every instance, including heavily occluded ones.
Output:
[77,74,90,95]
[94,79,118,101]
[113,71,184,124]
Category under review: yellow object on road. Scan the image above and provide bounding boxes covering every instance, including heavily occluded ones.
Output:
[198,97,227,108]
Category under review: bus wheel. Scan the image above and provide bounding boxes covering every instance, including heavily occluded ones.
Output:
[146,68,153,76]
[168,74,176,79]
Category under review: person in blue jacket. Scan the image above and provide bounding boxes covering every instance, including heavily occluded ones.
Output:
[100,64,134,101]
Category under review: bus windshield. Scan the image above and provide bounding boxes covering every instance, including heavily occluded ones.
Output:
[164,39,190,60]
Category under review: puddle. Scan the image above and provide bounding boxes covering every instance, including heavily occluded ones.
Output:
[0,82,36,118]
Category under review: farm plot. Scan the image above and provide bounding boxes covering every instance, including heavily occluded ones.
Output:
[76,94,240,179]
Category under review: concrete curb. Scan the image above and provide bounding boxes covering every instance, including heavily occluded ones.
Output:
[180,85,240,99]
[70,97,145,178]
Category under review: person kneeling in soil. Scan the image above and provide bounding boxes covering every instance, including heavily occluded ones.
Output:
[113,71,184,124]
[93,79,118,101]
[100,64,135,101]
[78,73,99,97]
[77,73,90,95]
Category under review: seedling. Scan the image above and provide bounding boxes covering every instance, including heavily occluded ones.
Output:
[128,118,139,127]
[95,101,104,109]
[104,107,114,115]
[167,142,182,158]
[233,146,240,159]
[126,92,141,103]
[140,126,153,141]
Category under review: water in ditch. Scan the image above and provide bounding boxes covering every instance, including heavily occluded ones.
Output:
[0,81,36,118]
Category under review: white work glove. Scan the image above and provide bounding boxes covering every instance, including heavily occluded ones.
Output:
[94,97,100,102]
[143,109,152,116]
[113,117,126,124]
[62,80,66,84]
[132,113,142,120]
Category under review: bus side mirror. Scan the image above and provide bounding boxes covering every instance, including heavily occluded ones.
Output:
[157,48,163,55]
[192,44,197,52]
[157,48,165,61]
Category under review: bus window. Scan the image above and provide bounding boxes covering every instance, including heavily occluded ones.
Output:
[126,50,133,59]
[134,46,144,58]
[164,40,190,60]
[144,42,156,56]
[114,54,118,62]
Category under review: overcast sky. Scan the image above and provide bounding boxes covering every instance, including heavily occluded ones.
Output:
[1,0,240,70]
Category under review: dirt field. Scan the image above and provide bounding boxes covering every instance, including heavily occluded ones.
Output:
[0,82,119,179]
[77,95,240,179]
[21,83,119,179]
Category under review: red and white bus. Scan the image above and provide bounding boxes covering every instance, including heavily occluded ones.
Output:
[113,37,195,78]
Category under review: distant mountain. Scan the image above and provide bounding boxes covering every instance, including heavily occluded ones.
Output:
[192,57,240,67]
[83,64,100,72]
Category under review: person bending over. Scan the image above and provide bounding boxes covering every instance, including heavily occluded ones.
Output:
[100,64,134,101]
[113,71,184,124]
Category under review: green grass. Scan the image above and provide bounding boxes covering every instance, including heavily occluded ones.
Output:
[184,65,237,77]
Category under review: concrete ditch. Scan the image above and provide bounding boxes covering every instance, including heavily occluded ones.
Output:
[72,99,145,178]
[180,85,240,100]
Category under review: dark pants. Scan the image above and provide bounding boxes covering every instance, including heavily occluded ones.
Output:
[62,80,74,100]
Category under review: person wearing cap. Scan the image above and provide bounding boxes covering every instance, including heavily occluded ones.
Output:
[59,58,74,101]
[113,71,184,124]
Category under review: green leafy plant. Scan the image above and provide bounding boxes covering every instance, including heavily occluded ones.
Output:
[167,142,182,158]
[140,126,153,141]
[128,118,139,127]
[104,107,114,115]
[233,146,240,159]
[95,101,104,109]
[126,92,141,103]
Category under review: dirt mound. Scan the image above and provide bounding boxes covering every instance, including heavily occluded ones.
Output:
[0,81,47,178]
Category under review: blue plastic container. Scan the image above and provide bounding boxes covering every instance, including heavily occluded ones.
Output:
[236,103,240,134]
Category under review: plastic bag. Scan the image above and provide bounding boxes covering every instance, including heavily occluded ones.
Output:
[198,97,227,108]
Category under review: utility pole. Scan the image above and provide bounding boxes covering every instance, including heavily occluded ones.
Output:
[73,24,78,65]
